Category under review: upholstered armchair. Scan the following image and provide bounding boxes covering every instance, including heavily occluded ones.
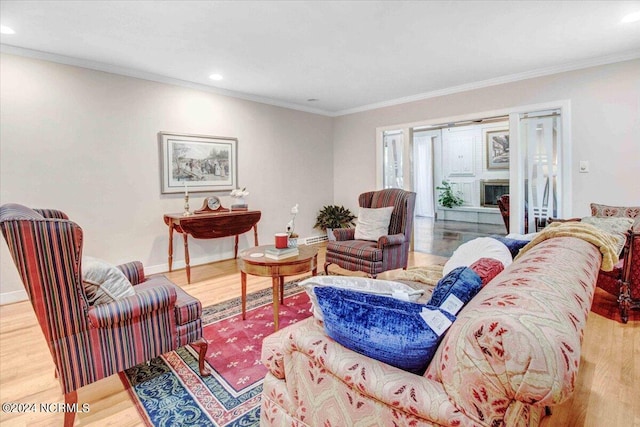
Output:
[324,189,416,278]
[497,194,529,234]
[0,203,210,427]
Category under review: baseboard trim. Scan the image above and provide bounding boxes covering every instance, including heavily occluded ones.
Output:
[0,289,28,305]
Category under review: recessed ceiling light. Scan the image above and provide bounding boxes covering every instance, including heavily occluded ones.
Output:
[621,11,640,23]
[209,74,223,81]
[0,25,16,35]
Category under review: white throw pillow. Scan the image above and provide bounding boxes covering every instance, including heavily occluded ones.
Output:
[298,276,424,321]
[443,237,513,276]
[354,206,394,241]
[82,256,135,305]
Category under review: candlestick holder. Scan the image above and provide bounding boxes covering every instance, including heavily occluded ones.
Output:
[183,194,191,216]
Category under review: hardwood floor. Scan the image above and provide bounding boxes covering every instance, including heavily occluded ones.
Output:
[0,244,637,426]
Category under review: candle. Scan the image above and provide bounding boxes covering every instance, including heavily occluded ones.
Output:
[184,182,188,196]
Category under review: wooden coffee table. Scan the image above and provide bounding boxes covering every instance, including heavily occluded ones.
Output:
[239,245,319,331]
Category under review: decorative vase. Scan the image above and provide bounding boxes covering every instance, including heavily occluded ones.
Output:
[231,197,247,210]
[288,237,298,248]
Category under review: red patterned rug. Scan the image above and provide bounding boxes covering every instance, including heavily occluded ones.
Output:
[120,281,312,426]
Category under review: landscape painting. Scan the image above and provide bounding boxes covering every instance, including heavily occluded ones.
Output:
[159,132,237,193]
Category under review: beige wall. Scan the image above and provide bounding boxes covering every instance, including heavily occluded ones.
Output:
[0,53,334,303]
[2,54,639,303]
[333,59,640,216]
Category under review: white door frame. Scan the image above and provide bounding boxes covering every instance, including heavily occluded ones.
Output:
[376,99,572,233]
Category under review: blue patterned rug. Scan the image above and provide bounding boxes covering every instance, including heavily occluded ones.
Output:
[120,281,312,426]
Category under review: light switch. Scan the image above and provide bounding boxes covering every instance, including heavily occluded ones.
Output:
[579,160,589,173]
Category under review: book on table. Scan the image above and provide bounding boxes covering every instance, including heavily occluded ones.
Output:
[264,245,299,260]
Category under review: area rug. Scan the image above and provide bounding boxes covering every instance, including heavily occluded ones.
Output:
[120,280,312,427]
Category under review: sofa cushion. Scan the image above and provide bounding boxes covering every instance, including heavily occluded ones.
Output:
[315,287,455,374]
[354,206,394,241]
[427,267,482,315]
[299,276,423,321]
[326,239,382,261]
[82,256,135,305]
[443,237,512,276]
[469,257,504,286]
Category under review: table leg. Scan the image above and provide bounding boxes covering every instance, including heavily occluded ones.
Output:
[168,223,174,272]
[183,233,191,284]
[312,254,318,276]
[253,224,259,246]
[279,276,285,304]
[272,277,280,331]
[234,235,239,259]
[241,271,247,320]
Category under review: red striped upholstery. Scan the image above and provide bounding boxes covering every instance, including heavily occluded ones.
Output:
[0,203,207,404]
[325,189,416,278]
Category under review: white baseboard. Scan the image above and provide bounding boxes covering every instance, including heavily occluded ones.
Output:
[0,289,28,305]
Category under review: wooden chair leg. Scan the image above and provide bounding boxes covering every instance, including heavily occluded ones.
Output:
[324,262,331,275]
[619,279,631,324]
[192,338,211,377]
[64,390,77,427]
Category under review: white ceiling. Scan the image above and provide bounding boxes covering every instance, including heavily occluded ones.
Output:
[1,1,640,116]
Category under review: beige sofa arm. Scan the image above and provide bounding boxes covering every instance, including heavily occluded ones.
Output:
[264,317,465,425]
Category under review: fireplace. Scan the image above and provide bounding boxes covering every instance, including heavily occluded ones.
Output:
[480,180,509,207]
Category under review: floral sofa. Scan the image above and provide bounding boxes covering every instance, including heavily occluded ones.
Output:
[260,236,602,427]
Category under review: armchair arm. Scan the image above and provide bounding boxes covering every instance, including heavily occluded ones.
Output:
[333,228,355,241]
[274,318,464,425]
[378,233,406,247]
[117,261,146,285]
[87,285,177,328]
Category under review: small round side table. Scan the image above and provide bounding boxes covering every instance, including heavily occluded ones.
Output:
[239,245,319,331]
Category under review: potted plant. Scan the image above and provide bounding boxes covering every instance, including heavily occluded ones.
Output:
[436,180,464,208]
[314,205,356,241]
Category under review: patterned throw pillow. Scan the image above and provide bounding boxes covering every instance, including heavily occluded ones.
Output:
[591,203,640,230]
[82,256,135,305]
[315,287,455,375]
[469,257,505,286]
[427,267,482,314]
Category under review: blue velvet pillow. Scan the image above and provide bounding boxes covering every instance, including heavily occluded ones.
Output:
[490,235,530,258]
[314,287,455,375]
[427,267,482,314]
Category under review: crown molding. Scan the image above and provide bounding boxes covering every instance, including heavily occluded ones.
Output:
[333,50,640,117]
[3,44,638,118]
[0,44,334,117]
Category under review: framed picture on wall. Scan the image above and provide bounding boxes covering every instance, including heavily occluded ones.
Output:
[486,129,510,170]
[159,132,238,194]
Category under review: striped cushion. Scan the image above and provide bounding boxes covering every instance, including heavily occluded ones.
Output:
[327,239,382,261]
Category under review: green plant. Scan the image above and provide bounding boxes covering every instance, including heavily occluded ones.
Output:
[314,205,356,230]
[436,180,464,208]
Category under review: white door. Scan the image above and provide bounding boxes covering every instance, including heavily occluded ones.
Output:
[510,109,567,233]
[413,130,439,217]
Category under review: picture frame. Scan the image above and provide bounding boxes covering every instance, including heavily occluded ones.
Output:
[159,132,238,194]
[486,129,510,170]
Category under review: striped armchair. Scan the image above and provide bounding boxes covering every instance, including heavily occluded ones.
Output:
[324,189,416,278]
[0,203,210,427]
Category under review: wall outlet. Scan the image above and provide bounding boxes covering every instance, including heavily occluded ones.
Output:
[579,160,589,173]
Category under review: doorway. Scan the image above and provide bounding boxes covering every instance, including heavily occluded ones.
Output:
[376,100,572,255]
